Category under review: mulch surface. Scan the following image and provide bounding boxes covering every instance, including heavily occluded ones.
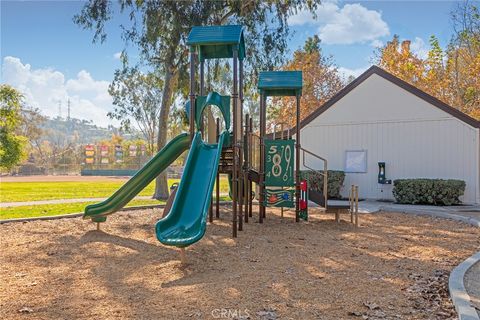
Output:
[1,207,478,319]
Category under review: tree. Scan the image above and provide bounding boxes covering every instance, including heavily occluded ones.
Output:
[270,35,344,128]
[75,0,321,199]
[17,106,46,167]
[0,85,28,171]
[447,0,480,118]
[108,64,163,154]
[377,35,426,87]
[376,1,480,120]
[424,36,450,102]
[18,106,45,143]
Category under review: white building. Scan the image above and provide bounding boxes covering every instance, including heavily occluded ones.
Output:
[298,66,480,204]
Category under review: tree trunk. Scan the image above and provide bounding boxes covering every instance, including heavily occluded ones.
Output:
[153,63,175,200]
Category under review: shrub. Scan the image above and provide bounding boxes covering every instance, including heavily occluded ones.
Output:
[392,179,466,206]
[300,170,345,199]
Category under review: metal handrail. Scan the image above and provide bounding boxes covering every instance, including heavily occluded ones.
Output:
[300,147,328,209]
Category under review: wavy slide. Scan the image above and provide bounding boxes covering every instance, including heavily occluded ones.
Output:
[156,130,228,247]
[83,133,190,222]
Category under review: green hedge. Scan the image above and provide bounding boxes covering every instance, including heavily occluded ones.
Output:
[392,179,466,205]
[300,170,345,199]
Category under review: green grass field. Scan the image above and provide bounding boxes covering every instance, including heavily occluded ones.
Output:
[0,180,173,202]
[0,176,231,220]
[0,196,230,220]
[0,199,163,220]
[0,177,230,202]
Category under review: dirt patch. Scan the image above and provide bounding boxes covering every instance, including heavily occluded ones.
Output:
[0,207,478,319]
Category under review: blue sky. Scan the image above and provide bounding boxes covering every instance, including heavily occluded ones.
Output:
[0,0,468,126]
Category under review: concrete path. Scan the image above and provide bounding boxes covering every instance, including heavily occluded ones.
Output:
[0,196,153,208]
[450,252,480,320]
[465,261,480,318]
[357,200,480,227]
[309,199,480,227]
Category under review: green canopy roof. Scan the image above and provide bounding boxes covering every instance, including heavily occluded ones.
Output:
[258,71,303,96]
[187,25,245,61]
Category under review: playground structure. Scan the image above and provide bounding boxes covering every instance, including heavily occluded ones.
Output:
[83,25,358,252]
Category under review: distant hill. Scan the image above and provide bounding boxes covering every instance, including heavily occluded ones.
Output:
[41,117,142,145]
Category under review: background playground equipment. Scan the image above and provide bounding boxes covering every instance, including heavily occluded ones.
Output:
[80,142,151,176]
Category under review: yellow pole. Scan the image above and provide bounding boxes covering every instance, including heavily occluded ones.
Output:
[350,185,354,223]
[355,186,359,228]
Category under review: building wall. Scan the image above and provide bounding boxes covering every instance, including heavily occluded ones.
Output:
[299,73,480,203]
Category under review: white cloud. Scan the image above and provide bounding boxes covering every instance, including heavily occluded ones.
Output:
[338,65,370,81]
[410,37,429,59]
[370,39,383,48]
[288,3,389,45]
[113,52,122,60]
[289,2,339,26]
[1,56,114,126]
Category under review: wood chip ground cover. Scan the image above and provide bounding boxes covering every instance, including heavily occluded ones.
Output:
[0,207,478,319]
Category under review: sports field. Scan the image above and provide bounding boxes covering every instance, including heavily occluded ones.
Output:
[0,175,230,220]
[1,179,178,202]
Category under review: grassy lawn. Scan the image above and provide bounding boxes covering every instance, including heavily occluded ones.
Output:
[0,199,162,220]
[0,196,231,220]
[0,176,230,202]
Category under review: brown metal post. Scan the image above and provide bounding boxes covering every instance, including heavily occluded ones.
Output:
[200,59,213,223]
[238,59,244,231]
[189,49,196,142]
[248,117,253,218]
[259,93,266,223]
[232,49,238,237]
[200,59,205,137]
[216,118,220,219]
[295,94,301,222]
[244,113,249,224]
[209,192,213,223]
[200,60,205,95]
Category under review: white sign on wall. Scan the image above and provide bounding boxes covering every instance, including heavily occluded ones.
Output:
[345,150,367,173]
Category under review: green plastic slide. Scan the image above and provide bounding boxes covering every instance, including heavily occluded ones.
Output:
[155,130,228,247]
[83,133,190,221]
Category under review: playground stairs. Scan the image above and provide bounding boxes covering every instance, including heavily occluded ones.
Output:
[219,147,234,174]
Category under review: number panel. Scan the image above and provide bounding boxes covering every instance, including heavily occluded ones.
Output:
[264,139,295,187]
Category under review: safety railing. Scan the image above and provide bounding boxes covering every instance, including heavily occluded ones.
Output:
[300,147,328,209]
[272,122,290,140]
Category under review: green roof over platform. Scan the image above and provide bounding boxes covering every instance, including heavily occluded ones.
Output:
[258,71,303,96]
[187,25,245,61]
